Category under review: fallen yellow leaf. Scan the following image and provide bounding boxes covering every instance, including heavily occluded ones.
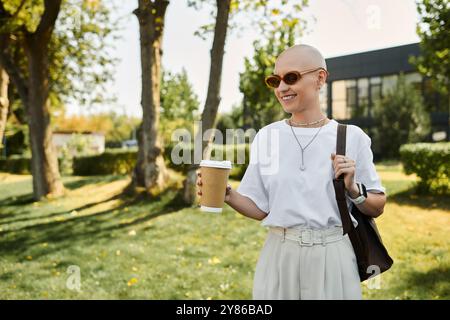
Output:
[208,257,221,265]
[127,277,138,286]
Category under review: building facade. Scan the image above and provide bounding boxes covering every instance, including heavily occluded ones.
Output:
[322,43,449,147]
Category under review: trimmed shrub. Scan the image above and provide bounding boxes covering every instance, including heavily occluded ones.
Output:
[1,144,252,180]
[0,156,31,174]
[73,148,137,176]
[0,156,68,175]
[399,142,450,194]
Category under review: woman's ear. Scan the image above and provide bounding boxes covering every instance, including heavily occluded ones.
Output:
[317,76,323,90]
[317,71,327,90]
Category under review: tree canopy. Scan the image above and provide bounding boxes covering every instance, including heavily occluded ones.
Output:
[412,0,450,95]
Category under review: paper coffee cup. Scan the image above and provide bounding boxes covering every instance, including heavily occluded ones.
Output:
[199,160,232,213]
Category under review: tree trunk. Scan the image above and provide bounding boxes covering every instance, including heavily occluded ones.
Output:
[27,0,64,200]
[183,0,232,204]
[132,0,170,195]
[0,67,9,147]
[24,32,64,200]
[0,0,65,200]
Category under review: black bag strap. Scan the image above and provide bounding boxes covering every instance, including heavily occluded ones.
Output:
[332,123,354,235]
[336,124,347,158]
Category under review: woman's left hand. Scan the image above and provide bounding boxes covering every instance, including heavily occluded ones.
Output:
[331,153,358,195]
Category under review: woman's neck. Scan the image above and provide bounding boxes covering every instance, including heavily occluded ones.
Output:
[288,113,330,128]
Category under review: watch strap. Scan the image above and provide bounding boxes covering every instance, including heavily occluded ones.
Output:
[349,182,367,204]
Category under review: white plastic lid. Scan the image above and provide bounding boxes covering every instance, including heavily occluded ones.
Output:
[199,160,232,169]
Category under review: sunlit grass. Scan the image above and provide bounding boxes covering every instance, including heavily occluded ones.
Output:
[0,162,448,299]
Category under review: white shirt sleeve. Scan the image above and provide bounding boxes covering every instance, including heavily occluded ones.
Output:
[236,132,270,213]
[355,132,387,195]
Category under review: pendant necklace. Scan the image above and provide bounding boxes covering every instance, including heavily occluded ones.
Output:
[288,117,327,171]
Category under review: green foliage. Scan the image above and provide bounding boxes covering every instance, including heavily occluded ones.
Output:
[0,155,31,174]
[215,111,237,139]
[0,0,44,33]
[159,117,196,149]
[2,122,28,156]
[238,27,299,130]
[213,105,245,142]
[187,0,308,41]
[399,142,450,195]
[72,148,137,176]
[59,133,97,175]
[412,0,450,95]
[1,145,138,176]
[103,113,140,146]
[1,0,120,109]
[159,69,200,145]
[372,74,431,159]
[164,142,249,179]
[50,0,121,107]
[160,69,199,121]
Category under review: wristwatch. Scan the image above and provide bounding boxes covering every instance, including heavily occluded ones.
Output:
[348,182,367,205]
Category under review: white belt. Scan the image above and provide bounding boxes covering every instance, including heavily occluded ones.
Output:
[269,226,345,246]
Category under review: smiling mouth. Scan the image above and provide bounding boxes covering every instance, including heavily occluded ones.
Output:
[281,94,297,101]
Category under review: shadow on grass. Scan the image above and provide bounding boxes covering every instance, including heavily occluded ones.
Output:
[0,193,35,207]
[388,187,450,211]
[0,193,123,225]
[63,175,127,190]
[0,175,128,221]
[0,175,126,206]
[0,185,188,259]
[402,266,450,299]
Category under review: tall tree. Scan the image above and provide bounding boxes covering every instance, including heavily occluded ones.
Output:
[182,0,232,204]
[0,0,65,199]
[132,0,170,195]
[0,0,118,199]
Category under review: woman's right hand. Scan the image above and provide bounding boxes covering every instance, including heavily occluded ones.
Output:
[197,171,232,203]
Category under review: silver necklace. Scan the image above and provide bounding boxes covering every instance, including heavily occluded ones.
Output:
[289,116,327,126]
[288,118,328,171]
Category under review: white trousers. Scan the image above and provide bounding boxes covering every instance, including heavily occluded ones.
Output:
[252,226,362,300]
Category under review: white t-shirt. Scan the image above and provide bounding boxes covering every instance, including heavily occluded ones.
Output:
[236,119,386,229]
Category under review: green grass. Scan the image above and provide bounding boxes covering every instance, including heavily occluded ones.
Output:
[0,163,448,300]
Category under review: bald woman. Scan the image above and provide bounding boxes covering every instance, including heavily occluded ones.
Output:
[197,44,387,300]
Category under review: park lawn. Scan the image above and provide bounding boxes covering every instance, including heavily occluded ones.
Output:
[0,163,448,300]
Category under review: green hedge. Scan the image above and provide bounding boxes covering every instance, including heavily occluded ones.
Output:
[164,143,250,180]
[0,156,31,174]
[0,150,138,176]
[1,144,252,179]
[399,142,450,194]
[73,149,137,176]
[0,156,67,175]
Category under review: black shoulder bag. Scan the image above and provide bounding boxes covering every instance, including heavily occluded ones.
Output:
[332,123,393,282]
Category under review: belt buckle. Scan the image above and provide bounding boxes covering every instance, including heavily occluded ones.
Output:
[300,229,313,246]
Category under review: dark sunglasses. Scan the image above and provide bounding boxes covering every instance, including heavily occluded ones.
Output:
[264,67,328,89]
